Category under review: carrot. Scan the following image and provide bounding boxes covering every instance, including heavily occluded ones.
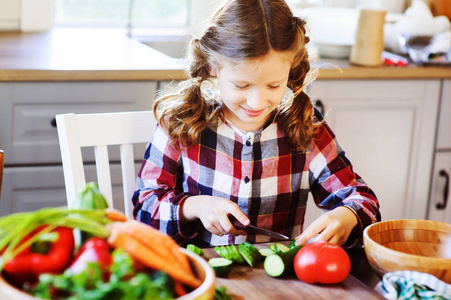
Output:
[108,221,195,279]
[130,221,193,277]
[107,229,201,289]
[174,281,188,297]
[107,222,181,270]
[105,208,127,222]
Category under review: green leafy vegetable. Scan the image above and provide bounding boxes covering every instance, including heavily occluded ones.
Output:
[28,249,175,300]
[214,286,233,300]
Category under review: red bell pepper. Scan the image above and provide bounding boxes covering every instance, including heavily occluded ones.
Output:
[69,237,112,275]
[2,226,75,287]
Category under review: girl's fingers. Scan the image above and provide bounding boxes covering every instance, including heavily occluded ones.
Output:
[295,220,325,245]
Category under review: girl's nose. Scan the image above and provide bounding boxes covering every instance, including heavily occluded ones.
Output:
[247,89,267,110]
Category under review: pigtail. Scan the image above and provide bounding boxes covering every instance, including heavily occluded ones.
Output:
[277,17,318,151]
[153,38,221,149]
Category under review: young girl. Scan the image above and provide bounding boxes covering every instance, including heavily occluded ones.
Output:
[132,0,380,248]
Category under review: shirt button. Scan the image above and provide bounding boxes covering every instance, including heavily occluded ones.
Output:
[244,176,250,183]
[246,140,251,146]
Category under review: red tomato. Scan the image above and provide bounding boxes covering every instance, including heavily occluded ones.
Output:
[293,241,351,284]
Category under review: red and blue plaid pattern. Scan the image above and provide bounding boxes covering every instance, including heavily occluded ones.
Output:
[132,110,380,247]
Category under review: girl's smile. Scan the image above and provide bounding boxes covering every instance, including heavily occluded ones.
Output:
[241,107,266,117]
[214,49,292,132]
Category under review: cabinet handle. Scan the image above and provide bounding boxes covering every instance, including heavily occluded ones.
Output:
[50,117,57,128]
[314,99,325,116]
[437,169,449,210]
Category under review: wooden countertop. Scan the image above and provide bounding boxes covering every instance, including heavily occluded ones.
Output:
[203,243,384,300]
[0,28,450,82]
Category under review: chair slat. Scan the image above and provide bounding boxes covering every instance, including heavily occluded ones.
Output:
[56,114,87,208]
[120,144,135,219]
[94,145,114,208]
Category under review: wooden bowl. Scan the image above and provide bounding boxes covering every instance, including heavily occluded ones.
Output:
[363,219,451,283]
[0,248,216,300]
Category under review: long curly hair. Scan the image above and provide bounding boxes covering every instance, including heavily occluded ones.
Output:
[153,0,317,151]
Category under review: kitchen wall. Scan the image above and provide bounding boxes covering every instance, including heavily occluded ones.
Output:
[0,0,20,30]
[0,0,53,31]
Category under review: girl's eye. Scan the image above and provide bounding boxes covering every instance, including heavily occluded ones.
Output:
[234,84,249,89]
[268,85,280,89]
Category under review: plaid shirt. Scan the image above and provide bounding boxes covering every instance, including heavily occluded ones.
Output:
[132,110,380,247]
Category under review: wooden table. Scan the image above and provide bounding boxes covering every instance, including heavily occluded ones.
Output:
[203,243,384,300]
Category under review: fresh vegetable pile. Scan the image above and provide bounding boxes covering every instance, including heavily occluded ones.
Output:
[209,239,351,285]
[0,183,201,300]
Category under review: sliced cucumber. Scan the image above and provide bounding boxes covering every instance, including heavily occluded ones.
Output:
[228,244,245,264]
[208,257,233,277]
[214,245,233,261]
[264,254,287,277]
[264,245,302,277]
[288,239,297,249]
[259,248,275,257]
[269,243,279,253]
[187,244,204,256]
[275,243,290,253]
[242,242,262,261]
[238,244,255,267]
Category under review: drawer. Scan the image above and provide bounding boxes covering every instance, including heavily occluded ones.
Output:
[436,80,451,150]
[0,163,142,216]
[0,81,157,165]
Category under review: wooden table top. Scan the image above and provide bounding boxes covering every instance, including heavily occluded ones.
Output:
[203,243,384,300]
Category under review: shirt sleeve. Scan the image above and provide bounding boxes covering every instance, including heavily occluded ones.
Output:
[132,124,200,244]
[308,110,381,248]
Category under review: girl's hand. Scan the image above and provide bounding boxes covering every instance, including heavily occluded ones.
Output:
[181,195,250,236]
[295,206,358,246]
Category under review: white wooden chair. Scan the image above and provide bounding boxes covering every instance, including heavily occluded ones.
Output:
[56,111,156,219]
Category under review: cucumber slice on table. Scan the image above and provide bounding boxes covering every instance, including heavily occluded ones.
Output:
[187,244,204,256]
[215,246,233,260]
[242,242,263,261]
[264,246,302,277]
[229,244,245,264]
[275,243,291,253]
[259,248,275,257]
[209,257,233,277]
[238,244,256,267]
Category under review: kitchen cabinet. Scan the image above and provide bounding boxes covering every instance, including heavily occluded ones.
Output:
[0,81,157,216]
[304,79,440,223]
[428,79,451,223]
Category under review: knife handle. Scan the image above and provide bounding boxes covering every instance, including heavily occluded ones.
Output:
[228,215,246,230]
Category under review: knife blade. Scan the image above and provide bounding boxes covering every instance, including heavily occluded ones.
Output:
[244,224,290,241]
[228,215,290,241]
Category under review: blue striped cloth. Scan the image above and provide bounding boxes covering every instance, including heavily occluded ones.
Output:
[375,271,451,300]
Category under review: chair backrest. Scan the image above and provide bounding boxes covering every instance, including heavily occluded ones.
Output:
[56,111,156,219]
[0,150,4,201]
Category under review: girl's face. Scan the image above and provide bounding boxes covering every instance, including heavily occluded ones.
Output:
[214,50,292,132]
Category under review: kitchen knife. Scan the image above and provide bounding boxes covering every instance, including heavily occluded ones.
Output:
[228,216,290,241]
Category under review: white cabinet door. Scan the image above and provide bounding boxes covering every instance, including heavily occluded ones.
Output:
[428,80,451,223]
[309,80,440,221]
[0,81,157,216]
[428,152,451,223]
[436,80,451,150]
[0,163,143,217]
[1,81,156,165]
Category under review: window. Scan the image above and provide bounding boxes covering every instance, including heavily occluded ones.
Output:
[54,0,190,28]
